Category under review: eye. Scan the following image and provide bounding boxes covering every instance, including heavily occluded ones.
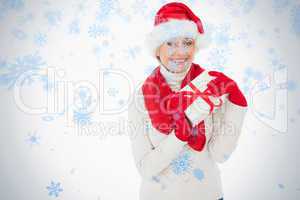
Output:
[166,41,173,46]
[183,40,193,46]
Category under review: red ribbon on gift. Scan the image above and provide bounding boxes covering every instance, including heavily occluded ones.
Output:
[179,82,223,114]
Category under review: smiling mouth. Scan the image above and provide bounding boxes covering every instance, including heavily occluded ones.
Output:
[170,58,188,64]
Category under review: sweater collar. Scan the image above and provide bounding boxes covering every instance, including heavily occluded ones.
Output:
[159,63,192,91]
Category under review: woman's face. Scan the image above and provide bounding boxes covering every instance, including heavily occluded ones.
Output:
[156,37,196,73]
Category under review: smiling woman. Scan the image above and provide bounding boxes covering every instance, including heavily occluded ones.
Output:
[128,2,248,200]
[156,37,196,74]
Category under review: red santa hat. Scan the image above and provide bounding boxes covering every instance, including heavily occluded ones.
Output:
[145,2,211,58]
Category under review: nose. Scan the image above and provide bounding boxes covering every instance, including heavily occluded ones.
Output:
[168,44,189,57]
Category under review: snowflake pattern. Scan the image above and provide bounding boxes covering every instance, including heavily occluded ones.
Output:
[25,130,41,147]
[207,47,232,68]
[0,53,48,89]
[170,151,193,175]
[193,168,205,181]
[46,181,63,197]
[34,32,47,47]
[96,0,116,22]
[44,10,62,26]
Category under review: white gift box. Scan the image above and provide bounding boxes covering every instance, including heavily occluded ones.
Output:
[180,70,228,127]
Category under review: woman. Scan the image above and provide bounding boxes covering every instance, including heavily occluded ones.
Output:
[128,2,248,200]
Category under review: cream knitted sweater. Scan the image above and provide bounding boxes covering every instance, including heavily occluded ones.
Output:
[128,65,247,200]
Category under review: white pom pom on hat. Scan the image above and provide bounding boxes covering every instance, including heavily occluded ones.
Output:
[145,2,211,58]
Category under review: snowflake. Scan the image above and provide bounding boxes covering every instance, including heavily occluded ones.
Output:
[46,181,63,197]
[25,131,40,147]
[68,18,80,34]
[34,32,47,46]
[193,168,205,181]
[88,24,109,38]
[210,23,235,47]
[207,47,231,67]
[96,0,115,22]
[171,152,192,175]
[44,10,62,26]
[291,5,300,37]
[0,53,48,89]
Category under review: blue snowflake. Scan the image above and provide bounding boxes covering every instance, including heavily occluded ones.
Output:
[0,53,48,89]
[207,47,231,67]
[96,0,115,22]
[171,152,192,175]
[11,28,27,40]
[26,130,40,147]
[34,32,47,46]
[211,23,234,47]
[193,168,205,181]
[291,5,300,37]
[44,10,62,26]
[68,19,80,34]
[46,181,63,197]
[88,24,109,38]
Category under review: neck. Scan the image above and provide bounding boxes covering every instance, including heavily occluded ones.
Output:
[159,64,191,91]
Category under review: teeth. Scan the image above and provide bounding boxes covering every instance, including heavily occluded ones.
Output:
[173,59,186,63]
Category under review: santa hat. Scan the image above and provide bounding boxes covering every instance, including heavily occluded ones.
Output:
[145,2,211,58]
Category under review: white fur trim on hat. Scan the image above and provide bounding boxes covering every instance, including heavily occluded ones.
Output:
[145,19,211,58]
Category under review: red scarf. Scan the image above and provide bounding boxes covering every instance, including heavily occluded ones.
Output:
[142,63,207,151]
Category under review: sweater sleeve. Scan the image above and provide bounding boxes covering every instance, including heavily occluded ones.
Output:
[128,87,186,181]
[207,96,248,163]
